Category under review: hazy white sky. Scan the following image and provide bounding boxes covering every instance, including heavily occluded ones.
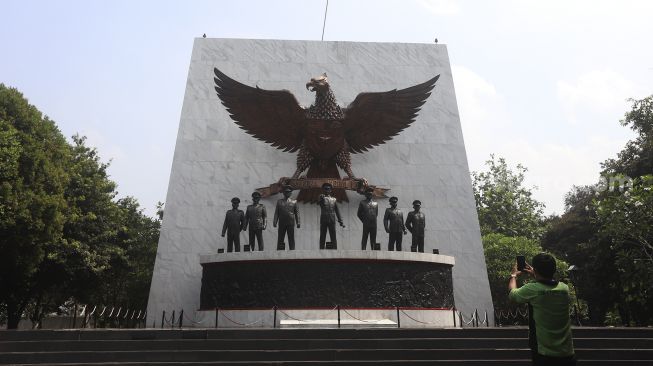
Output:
[2,0,652,216]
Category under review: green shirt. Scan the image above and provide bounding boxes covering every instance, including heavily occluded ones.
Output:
[509,281,574,357]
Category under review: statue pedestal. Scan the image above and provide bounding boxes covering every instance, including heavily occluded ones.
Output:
[197,250,456,328]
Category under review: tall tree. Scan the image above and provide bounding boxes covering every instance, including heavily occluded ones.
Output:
[0,84,71,329]
[543,95,653,326]
[1,85,161,328]
[594,175,653,325]
[602,96,653,178]
[472,155,546,240]
[93,197,160,310]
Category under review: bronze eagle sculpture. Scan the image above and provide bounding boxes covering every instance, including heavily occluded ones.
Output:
[214,68,439,201]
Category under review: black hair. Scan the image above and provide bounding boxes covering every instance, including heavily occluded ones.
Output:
[532,252,556,279]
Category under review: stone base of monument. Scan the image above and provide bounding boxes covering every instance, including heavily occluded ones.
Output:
[198,250,456,328]
[193,307,458,328]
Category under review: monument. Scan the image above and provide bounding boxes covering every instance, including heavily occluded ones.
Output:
[147,38,493,327]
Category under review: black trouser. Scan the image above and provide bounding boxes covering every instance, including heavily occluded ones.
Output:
[248,228,264,251]
[411,235,424,253]
[361,226,376,250]
[388,232,402,251]
[532,352,576,366]
[319,222,337,249]
[226,231,240,252]
[277,225,295,250]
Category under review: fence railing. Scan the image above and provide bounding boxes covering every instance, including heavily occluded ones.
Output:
[494,306,529,326]
[150,307,492,329]
[16,305,494,329]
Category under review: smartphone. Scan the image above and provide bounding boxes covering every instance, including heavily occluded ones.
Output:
[517,255,526,272]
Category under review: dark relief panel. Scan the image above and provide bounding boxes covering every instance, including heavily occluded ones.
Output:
[200,259,454,309]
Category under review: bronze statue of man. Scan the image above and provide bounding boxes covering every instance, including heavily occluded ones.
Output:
[357,188,378,250]
[273,186,300,250]
[221,197,245,252]
[405,199,426,253]
[383,196,407,251]
[244,191,267,251]
[318,182,345,249]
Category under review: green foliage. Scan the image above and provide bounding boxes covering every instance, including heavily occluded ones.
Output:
[0,84,160,329]
[472,155,546,240]
[602,96,653,178]
[482,233,568,311]
[543,95,653,326]
[593,175,653,325]
[93,197,160,309]
[0,84,71,329]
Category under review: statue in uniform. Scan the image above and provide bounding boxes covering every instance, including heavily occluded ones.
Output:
[273,186,300,250]
[244,191,267,251]
[318,183,345,249]
[357,188,378,250]
[221,197,245,252]
[383,196,407,251]
[405,200,426,253]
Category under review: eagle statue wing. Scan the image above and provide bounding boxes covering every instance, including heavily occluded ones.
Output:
[214,68,306,152]
[343,75,440,153]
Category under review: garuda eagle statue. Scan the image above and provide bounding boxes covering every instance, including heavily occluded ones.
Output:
[214,68,439,201]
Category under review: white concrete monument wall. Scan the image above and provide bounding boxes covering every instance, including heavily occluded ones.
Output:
[147,38,493,325]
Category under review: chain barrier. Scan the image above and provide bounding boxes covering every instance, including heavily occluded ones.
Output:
[162,312,175,326]
[459,310,477,327]
[342,308,388,324]
[219,310,266,327]
[495,305,529,326]
[398,309,445,325]
[478,310,488,326]
[277,305,340,322]
[183,310,208,325]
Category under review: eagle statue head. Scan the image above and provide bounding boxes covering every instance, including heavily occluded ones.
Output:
[306,73,329,93]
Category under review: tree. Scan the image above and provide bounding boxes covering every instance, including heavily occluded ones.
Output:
[593,175,653,325]
[542,95,653,326]
[602,96,653,178]
[472,155,546,240]
[0,84,71,329]
[92,197,160,310]
[24,135,124,325]
[1,85,161,329]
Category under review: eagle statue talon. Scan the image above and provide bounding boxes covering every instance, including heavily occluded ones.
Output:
[214,68,439,202]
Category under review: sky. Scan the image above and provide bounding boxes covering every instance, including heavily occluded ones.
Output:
[2,0,652,216]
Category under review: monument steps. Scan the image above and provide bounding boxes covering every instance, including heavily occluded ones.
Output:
[2,337,652,352]
[1,328,651,365]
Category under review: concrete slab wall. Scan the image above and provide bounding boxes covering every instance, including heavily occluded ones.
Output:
[147,38,493,325]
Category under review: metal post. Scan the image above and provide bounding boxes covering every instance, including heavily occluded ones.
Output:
[485,311,489,327]
[452,309,456,328]
[273,306,277,329]
[170,310,175,329]
[458,312,463,328]
[161,311,165,328]
[179,310,184,328]
[82,311,88,329]
[215,308,219,328]
[474,309,479,327]
[94,312,97,329]
[72,303,78,328]
[337,305,341,328]
[396,307,401,328]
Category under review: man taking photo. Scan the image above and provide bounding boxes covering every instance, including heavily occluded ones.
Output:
[509,253,576,365]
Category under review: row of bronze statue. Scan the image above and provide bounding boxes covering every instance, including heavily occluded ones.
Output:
[222,183,426,253]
